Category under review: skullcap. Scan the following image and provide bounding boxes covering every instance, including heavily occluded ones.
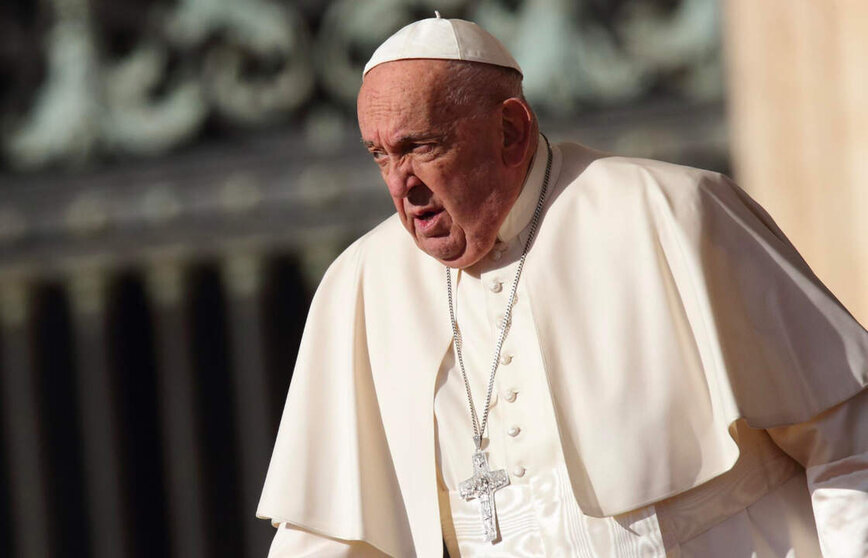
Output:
[363,11,522,77]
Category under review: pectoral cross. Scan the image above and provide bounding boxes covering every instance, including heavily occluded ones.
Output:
[459,450,510,542]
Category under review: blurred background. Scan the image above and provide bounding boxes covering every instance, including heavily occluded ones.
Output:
[0,0,864,556]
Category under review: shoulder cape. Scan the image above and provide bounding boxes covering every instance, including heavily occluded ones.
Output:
[257,217,452,557]
[258,142,868,556]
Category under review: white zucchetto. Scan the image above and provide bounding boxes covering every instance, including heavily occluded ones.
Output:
[363,11,522,77]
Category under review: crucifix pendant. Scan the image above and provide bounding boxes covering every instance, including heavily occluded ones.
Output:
[458,449,510,542]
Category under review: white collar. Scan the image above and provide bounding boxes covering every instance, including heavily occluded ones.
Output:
[497,135,548,243]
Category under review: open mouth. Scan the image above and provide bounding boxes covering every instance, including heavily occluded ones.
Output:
[413,208,445,231]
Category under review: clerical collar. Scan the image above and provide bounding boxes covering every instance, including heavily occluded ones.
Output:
[497,134,549,244]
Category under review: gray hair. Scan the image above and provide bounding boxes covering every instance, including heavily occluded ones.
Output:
[441,61,527,117]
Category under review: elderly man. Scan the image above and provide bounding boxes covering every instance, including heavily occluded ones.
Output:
[258,14,868,557]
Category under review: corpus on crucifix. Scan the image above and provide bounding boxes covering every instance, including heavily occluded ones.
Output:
[459,449,510,543]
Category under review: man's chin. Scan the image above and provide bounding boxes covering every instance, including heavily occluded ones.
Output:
[416,236,466,266]
[420,243,488,269]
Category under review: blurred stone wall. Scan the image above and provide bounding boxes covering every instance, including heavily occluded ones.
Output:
[0,0,725,171]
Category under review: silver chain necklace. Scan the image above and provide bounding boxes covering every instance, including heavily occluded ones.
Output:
[446,135,552,542]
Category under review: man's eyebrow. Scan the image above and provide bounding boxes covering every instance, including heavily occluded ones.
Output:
[360,134,445,150]
[397,133,443,144]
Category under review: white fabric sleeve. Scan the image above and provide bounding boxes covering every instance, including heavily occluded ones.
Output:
[767,387,868,558]
[267,523,390,557]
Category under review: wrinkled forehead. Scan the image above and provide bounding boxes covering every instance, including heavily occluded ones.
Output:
[357,60,468,127]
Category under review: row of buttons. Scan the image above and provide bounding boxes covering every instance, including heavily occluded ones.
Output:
[490,273,516,333]
[487,246,526,478]
[504,384,523,475]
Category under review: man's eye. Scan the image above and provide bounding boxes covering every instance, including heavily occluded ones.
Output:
[413,143,434,154]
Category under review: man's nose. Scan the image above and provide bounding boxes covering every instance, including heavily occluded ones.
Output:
[385,159,422,198]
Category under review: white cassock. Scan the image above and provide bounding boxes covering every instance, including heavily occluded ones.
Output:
[258,137,868,557]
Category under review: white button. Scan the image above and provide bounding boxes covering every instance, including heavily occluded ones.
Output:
[499,354,512,365]
[512,466,526,477]
[507,426,521,437]
[503,389,517,402]
[489,280,503,293]
[491,250,503,261]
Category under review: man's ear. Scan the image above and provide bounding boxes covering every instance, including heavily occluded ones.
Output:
[501,97,534,167]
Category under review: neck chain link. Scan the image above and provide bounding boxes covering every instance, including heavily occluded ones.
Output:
[446,135,552,451]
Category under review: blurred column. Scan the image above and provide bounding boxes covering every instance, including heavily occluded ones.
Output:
[222,253,273,557]
[725,0,868,324]
[0,280,50,557]
[68,267,130,558]
[146,261,207,558]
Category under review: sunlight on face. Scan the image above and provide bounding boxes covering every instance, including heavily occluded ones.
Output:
[357,60,521,268]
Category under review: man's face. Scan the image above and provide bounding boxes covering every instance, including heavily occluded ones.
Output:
[357,60,518,268]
